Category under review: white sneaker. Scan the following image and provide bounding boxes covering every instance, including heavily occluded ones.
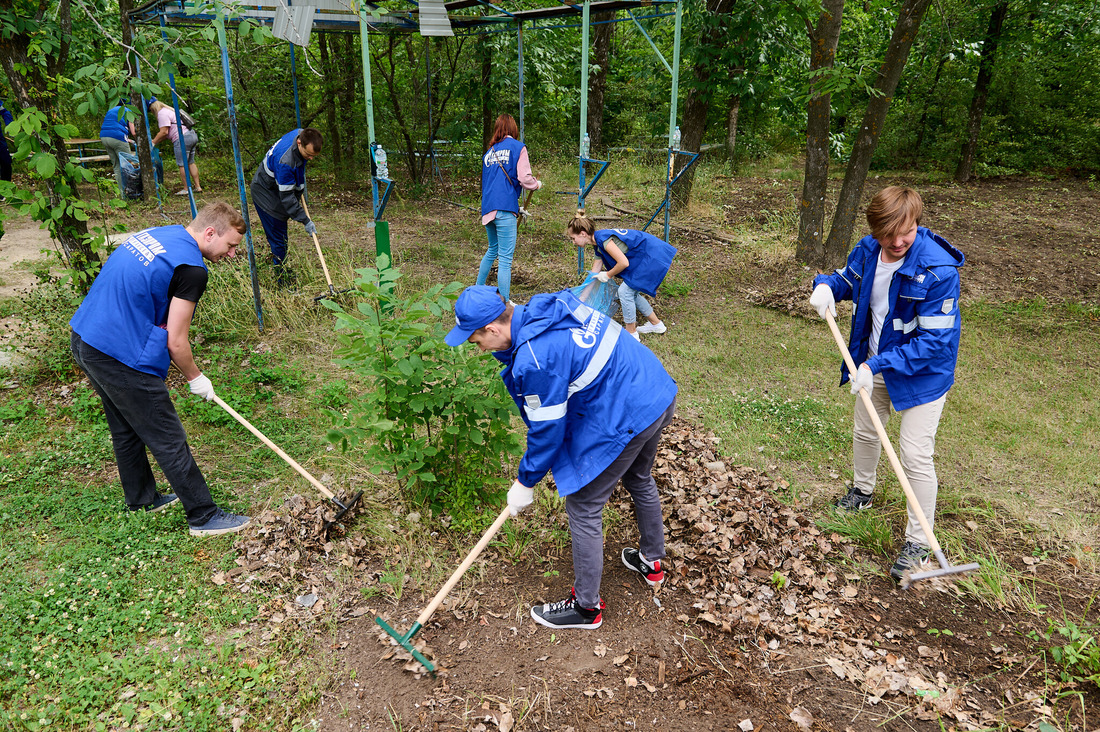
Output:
[629,330,640,341]
[636,321,667,334]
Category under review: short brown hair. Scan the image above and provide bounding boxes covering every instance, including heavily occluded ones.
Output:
[565,215,595,238]
[298,127,323,152]
[866,186,923,240]
[192,202,246,235]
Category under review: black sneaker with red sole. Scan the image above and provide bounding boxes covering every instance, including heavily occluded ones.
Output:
[531,597,602,629]
[621,547,664,586]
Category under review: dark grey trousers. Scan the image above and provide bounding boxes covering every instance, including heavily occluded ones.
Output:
[565,399,676,609]
[71,332,217,526]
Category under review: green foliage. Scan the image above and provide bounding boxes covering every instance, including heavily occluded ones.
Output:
[325,256,522,516]
[1030,615,1100,689]
[659,276,694,298]
[715,389,847,460]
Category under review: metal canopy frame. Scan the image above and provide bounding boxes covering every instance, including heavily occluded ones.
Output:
[127,0,686,327]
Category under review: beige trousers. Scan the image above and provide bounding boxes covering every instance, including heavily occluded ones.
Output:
[853,373,947,546]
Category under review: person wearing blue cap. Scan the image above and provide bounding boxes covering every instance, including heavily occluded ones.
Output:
[445,285,677,630]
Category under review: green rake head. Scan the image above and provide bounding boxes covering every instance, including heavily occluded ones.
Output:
[375,616,436,674]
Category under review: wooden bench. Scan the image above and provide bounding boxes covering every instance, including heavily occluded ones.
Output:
[72,154,112,166]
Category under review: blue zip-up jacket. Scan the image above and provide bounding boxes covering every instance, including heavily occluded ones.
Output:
[594,228,677,296]
[70,226,207,379]
[250,129,309,223]
[481,137,525,217]
[493,290,678,495]
[0,98,13,153]
[813,227,964,411]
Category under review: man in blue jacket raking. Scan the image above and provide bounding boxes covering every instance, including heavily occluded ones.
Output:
[810,186,964,581]
[445,285,678,629]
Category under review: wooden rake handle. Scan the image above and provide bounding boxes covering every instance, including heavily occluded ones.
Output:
[416,505,512,627]
[822,309,943,555]
[211,394,336,501]
[299,198,335,292]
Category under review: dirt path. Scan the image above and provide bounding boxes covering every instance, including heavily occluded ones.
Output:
[0,214,56,369]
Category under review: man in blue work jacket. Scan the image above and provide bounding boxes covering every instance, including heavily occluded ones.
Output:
[810,186,964,581]
[250,127,322,282]
[445,285,678,629]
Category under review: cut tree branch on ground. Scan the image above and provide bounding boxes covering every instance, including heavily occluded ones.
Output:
[599,197,740,245]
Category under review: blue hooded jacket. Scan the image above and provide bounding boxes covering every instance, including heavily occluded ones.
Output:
[813,227,964,410]
[493,290,677,495]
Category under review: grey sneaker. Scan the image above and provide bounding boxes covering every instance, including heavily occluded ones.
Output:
[189,508,251,537]
[129,492,179,514]
[636,321,667,334]
[890,541,931,581]
[835,486,873,511]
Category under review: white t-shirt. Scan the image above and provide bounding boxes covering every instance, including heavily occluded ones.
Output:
[868,253,905,357]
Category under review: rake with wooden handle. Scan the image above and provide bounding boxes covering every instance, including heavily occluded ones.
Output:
[299,197,348,301]
[211,394,362,533]
[822,309,979,588]
[375,505,512,673]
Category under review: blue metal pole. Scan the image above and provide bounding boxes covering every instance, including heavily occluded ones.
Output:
[290,42,303,129]
[215,3,265,331]
[132,53,165,216]
[159,14,196,218]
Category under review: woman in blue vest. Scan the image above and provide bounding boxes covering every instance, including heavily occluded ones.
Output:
[99,98,136,196]
[566,216,675,339]
[477,114,541,301]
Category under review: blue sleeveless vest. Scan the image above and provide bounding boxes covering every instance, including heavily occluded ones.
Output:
[70,225,207,378]
[481,137,525,216]
[99,106,129,141]
[594,229,678,296]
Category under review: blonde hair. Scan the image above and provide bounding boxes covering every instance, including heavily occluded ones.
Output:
[866,186,923,240]
[565,214,595,238]
[192,202,246,235]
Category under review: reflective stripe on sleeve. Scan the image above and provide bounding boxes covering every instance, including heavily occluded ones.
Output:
[892,317,918,334]
[568,320,620,397]
[524,401,567,422]
[917,314,955,329]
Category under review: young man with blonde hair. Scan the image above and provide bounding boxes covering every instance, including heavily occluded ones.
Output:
[70,202,252,536]
[809,186,964,580]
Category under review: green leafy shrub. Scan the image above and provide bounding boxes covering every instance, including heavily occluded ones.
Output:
[324,256,523,516]
[1035,617,1100,689]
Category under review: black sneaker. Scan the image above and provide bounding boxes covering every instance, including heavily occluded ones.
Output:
[835,486,873,511]
[890,541,931,581]
[621,548,665,586]
[129,492,180,513]
[531,597,602,629]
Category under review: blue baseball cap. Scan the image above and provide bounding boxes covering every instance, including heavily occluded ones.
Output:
[444,286,506,346]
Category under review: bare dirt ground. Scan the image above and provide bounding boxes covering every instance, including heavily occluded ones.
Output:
[3,174,1099,731]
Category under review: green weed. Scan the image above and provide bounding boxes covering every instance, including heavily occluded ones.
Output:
[816,509,894,556]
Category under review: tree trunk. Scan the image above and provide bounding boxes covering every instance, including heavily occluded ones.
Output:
[481,37,492,151]
[319,34,345,179]
[913,52,946,157]
[795,0,845,268]
[726,94,741,157]
[954,0,1008,183]
[0,0,96,282]
[586,11,614,150]
[670,0,736,211]
[822,0,933,266]
[117,0,155,201]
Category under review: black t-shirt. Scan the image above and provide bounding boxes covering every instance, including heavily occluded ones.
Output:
[164,264,208,321]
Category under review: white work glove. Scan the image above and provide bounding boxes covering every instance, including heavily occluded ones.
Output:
[849,364,874,396]
[809,284,836,319]
[507,480,534,516]
[187,373,216,401]
[535,179,543,190]
[304,220,317,236]
[595,271,611,283]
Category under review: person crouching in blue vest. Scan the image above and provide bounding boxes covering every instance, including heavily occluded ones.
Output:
[70,202,252,537]
[809,186,964,582]
[445,285,678,629]
[250,127,322,284]
[566,216,675,340]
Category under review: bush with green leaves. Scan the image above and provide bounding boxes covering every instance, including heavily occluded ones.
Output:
[325,256,522,516]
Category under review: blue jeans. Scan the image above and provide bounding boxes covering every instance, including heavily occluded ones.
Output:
[618,281,654,325]
[476,211,518,300]
[256,206,290,268]
[71,332,218,526]
[564,398,676,610]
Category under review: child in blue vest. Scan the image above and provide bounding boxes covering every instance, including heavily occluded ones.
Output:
[566,216,675,340]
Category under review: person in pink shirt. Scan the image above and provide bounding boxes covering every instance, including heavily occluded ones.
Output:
[148,98,202,196]
[477,114,541,301]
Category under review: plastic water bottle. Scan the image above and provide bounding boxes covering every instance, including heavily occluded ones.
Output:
[672,126,681,151]
[580,133,591,159]
[375,145,389,179]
